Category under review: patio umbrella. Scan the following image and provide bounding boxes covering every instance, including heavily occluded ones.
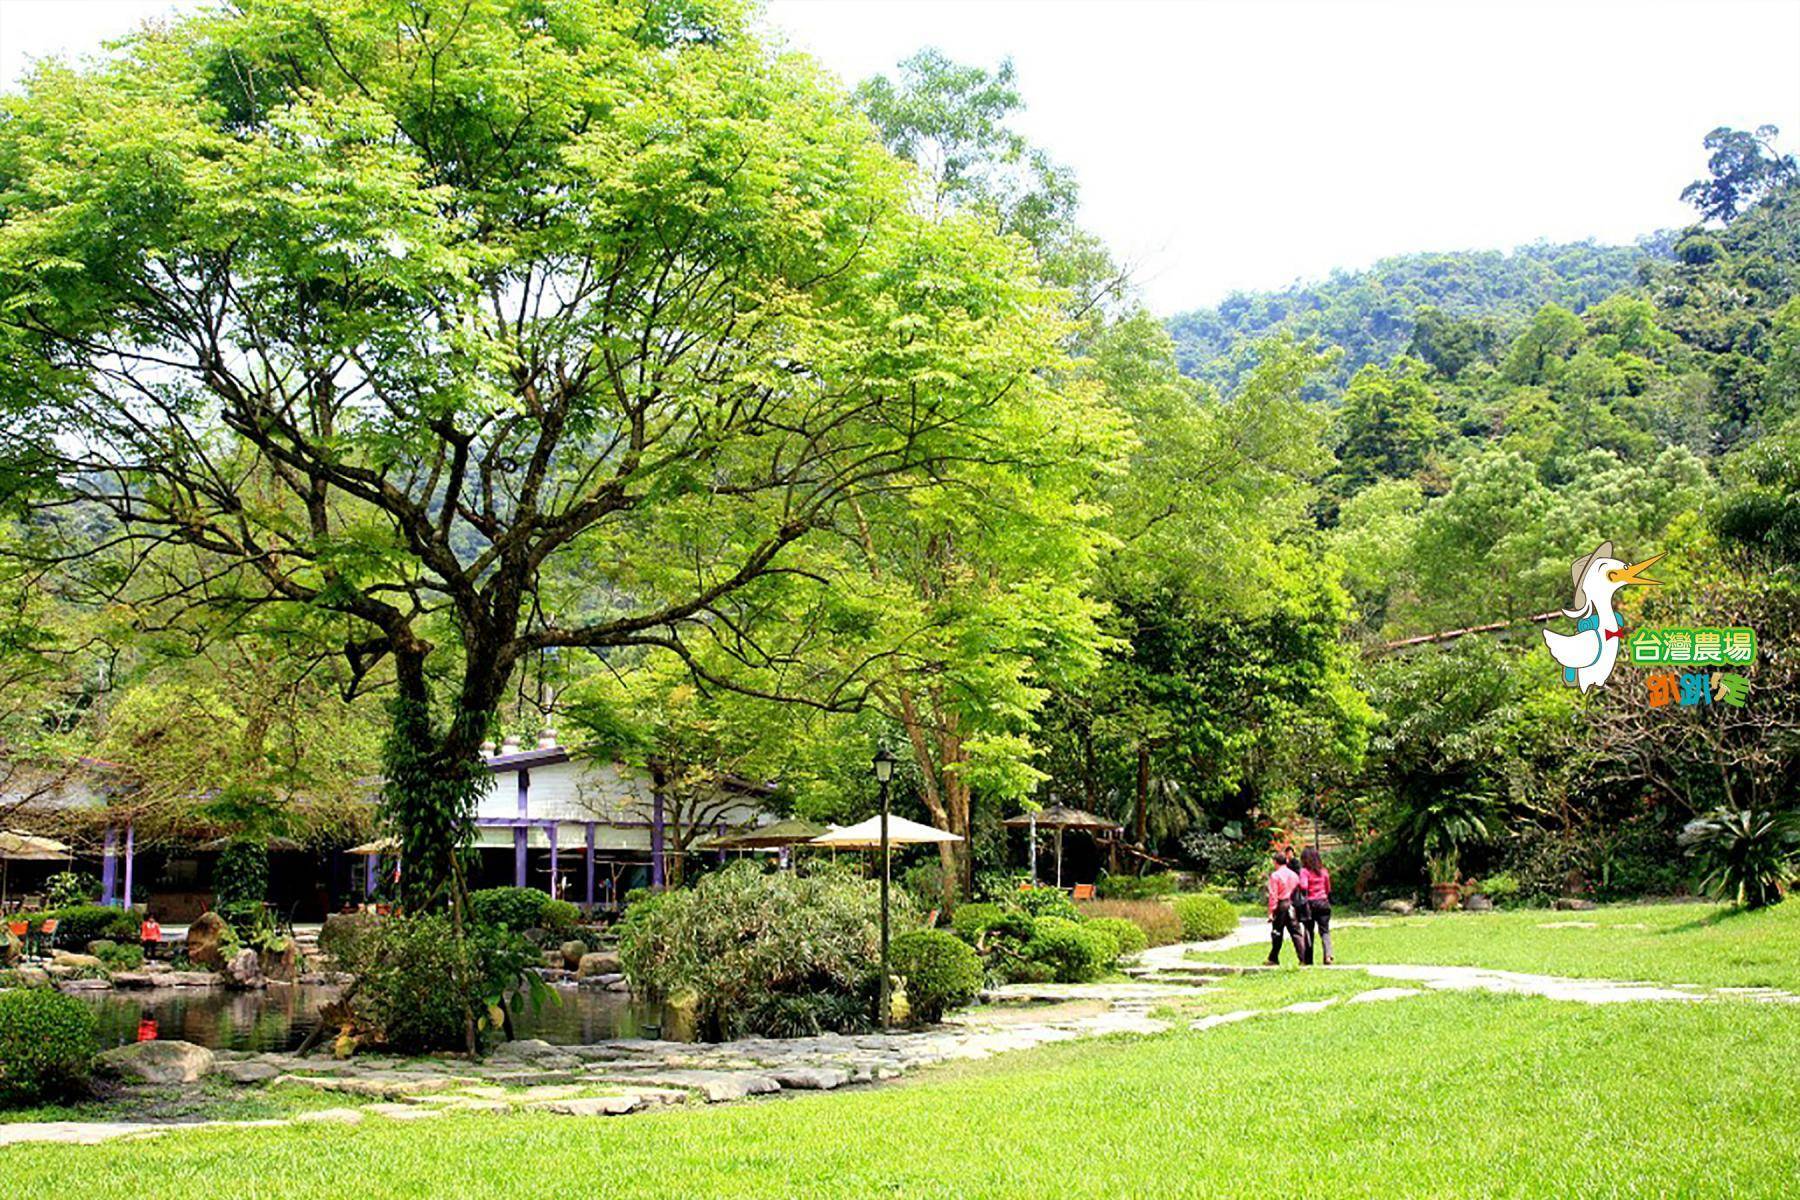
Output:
[809,815,962,849]
[0,831,70,910]
[344,837,400,856]
[1004,805,1121,888]
[705,818,831,851]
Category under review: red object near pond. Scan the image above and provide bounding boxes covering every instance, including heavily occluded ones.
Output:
[137,1017,159,1043]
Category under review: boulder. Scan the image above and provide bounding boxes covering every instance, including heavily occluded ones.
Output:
[58,977,113,991]
[1463,894,1495,912]
[110,972,157,989]
[10,965,51,989]
[213,1060,282,1084]
[99,1039,215,1084]
[50,950,105,970]
[559,940,588,970]
[259,939,298,983]
[0,930,19,966]
[1552,897,1596,911]
[1378,899,1415,916]
[185,911,231,969]
[224,947,267,990]
[576,950,623,979]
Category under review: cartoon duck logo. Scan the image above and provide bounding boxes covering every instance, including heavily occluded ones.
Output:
[1542,541,1663,692]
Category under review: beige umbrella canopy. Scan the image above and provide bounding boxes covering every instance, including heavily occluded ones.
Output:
[345,837,401,856]
[1,830,71,910]
[810,815,963,849]
[1004,805,1122,888]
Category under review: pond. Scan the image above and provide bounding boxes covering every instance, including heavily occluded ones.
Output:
[76,984,672,1052]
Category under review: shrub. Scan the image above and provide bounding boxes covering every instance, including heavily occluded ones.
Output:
[1478,872,1520,903]
[44,871,98,909]
[51,906,140,949]
[338,913,541,1052]
[0,988,99,1106]
[1077,899,1184,947]
[89,940,144,971]
[618,861,908,1039]
[1085,916,1148,959]
[950,902,1005,943]
[1680,809,1799,909]
[1171,894,1238,942]
[1014,887,1080,923]
[1179,828,1264,888]
[890,929,983,1023]
[1501,826,1587,901]
[741,991,872,1038]
[540,898,582,935]
[468,887,556,932]
[1026,916,1115,983]
[1096,873,1177,900]
[318,911,379,963]
[213,838,269,907]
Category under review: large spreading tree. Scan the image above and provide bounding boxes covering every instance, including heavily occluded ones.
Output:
[0,0,1091,908]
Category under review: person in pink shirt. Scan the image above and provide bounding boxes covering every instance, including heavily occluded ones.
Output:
[1264,851,1304,966]
[1298,845,1333,965]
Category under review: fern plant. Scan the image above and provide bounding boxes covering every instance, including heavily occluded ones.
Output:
[1678,809,1799,909]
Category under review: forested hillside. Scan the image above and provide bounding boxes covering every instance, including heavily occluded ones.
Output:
[1167,239,1665,397]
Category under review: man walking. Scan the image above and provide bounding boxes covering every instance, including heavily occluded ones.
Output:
[1265,851,1304,966]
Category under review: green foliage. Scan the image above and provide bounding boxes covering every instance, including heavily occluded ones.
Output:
[44,872,97,910]
[468,888,559,933]
[1095,873,1176,900]
[1171,894,1238,942]
[617,862,906,1039]
[740,991,873,1039]
[1680,810,1800,909]
[540,900,581,937]
[1076,900,1185,947]
[890,929,984,1023]
[87,940,144,971]
[337,913,541,1052]
[950,902,1006,943]
[213,839,269,908]
[0,988,98,1107]
[1084,916,1149,959]
[1013,887,1081,923]
[50,906,139,949]
[1025,916,1117,982]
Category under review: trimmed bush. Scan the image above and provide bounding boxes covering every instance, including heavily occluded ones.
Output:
[468,886,556,932]
[1026,916,1116,983]
[1077,899,1184,947]
[0,988,99,1106]
[1171,893,1238,942]
[540,898,582,935]
[51,905,140,949]
[1085,916,1148,959]
[338,913,540,1052]
[950,902,1005,943]
[1096,873,1177,900]
[890,929,983,1023]
[1014,887,1081,923]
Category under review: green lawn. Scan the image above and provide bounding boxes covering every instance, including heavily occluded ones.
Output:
[10,988,1800,1198]
[1197,900,1800,990]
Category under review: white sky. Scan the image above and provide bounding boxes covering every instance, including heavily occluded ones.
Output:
[5,0,1799,312]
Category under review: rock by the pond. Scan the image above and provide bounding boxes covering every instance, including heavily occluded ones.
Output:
[213,1060,283,1084]
[58,977,112,992]
[185,912,230,969]
[224,947,267,990]
[259,940,298,983]
[490,1038,581,1070]
[560,940,588,970]
[109,972,156,989]
[1463,894,1495,912]
[1378,899,1415,916]
[1553,897,1597,911]
[576,950,623,979]
[8,965,51,988]
[164,970,221,988]
[0,931,19,966]
[99,1040,215,1084]
[51,950,105,970]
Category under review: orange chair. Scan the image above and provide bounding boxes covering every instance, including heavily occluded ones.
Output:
[1072,884,1096,902]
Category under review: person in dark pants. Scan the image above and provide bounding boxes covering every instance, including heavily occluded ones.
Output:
[1298,845,1333,965]
[1264,851,1303,966]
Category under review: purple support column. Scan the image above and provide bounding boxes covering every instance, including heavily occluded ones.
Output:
[650,789,666,890]
[123,822,135,910]
[514,769,529,889]
[100,825,118,907]
[549,823,560,899]
[365,853,376,899]
[585,823,596,912]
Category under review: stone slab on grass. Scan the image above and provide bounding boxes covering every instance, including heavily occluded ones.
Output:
[98,1040,215,1084]
[593,1069,781,1103]
[770,1067,850,1090]
[273,1072,480,1098]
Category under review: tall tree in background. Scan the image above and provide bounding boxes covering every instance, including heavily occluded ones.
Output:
[0,0,1081,910]
[1681,125,1798,223]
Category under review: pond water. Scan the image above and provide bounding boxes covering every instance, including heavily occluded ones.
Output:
[76,984,670,1052]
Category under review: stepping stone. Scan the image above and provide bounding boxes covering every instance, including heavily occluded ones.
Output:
[214,1061,284,1084]
[274,1073,477,1098]
[536,1094,644,1116]
[596,1070,780,1103]
[1278,999,1340,1015]
[770,1067,850,1090]
[1190,1010,1258,1031]
[1348,988,1422,1003]
[365,1103,446,1120]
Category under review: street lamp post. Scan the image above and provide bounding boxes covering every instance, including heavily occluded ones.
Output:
[872,745,897,1030]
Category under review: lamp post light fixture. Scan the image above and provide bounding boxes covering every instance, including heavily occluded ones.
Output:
[872,744,897,1029]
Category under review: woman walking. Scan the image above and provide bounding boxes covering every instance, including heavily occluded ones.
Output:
[1298,846,1333,965]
